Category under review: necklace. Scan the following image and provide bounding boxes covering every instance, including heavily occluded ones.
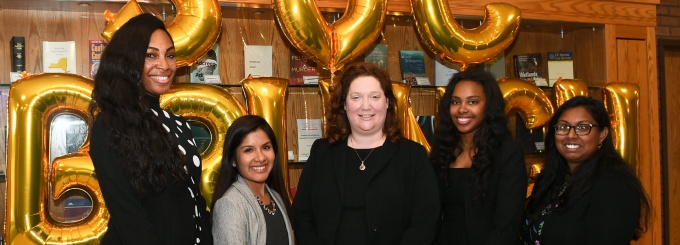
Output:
[255,190,277,215]
[350,137,376,171]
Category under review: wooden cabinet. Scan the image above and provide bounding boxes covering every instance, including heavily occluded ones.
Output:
[0,0,661,243]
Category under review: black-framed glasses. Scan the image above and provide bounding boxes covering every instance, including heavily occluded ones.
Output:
[554,124,599,136]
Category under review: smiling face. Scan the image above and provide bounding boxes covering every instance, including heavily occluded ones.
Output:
[449,80,487,138]
[235,129,275,190]
[555,106,608,172]
[344,76,388,137]
[141,29,176,96]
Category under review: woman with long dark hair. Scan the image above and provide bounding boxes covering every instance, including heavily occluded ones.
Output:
[430,68,527,244]
[211,115,294,245]
[520,96,651,244]
[89,13,212,244]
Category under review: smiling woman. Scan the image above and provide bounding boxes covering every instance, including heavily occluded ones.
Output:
[520,96,651,244]
[88,13,213,244]
[211,115,295,245]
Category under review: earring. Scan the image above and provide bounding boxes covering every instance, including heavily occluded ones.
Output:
[232,162,236,167]
[598,143,602,149]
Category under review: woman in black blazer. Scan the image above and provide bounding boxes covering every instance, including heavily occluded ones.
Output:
[293,63,440,245]
[430,69,527,245]
[519,96,651,244]
[89,14,212,244]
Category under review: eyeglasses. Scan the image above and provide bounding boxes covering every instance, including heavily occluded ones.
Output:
[554,124,599,136]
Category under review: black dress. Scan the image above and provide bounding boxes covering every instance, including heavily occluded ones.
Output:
[437,168,473,245]
[90,94,213,245]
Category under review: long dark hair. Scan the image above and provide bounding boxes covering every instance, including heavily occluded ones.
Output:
[525,96,650,239]
[430,68,509,199]
[211,115,292,216]
[326,62,401,144]
[88,14,186,196]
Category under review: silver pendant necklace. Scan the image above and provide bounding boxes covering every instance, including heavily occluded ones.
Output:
[350,137,376,171]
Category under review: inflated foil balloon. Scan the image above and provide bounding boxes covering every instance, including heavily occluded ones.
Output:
[553,78,589,108]
[318,78,336,137]
[498,77,554,129]
[273,0,387,74]
[602,83,639,174]
[410,1,521,70]
[242,78,290,184]
[161,83,247,209]
[102,0,222,67]
[6,73,106,244]
[392,82,432,154]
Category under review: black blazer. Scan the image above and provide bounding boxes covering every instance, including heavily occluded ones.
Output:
[439,139,527,245]
[523,166,641,244]
[293,138,440,245]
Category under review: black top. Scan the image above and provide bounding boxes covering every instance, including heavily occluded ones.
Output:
[90,94,212,245]
[436,139,527,245]
[437,168,473,245]
[518,151,641,244]
[335,146,382,245]
[294,138,440,245]
[263,192,289,245]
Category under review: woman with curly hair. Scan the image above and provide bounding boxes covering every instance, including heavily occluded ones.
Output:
[88,14,212,244]
[430,68,527,245]
[293,62,440,244]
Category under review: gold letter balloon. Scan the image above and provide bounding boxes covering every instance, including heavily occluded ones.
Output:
[160,84,247,208]
[410,1,521,70]
[273,0,387,74]
[101,0,222,67]
[498,77,554,129]
[603,83,640,174]
[6,74,106,244]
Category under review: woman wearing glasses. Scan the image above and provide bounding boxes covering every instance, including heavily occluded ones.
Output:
[519,96,650,244]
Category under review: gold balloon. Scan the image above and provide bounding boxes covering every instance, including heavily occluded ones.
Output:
[273,0,387,73]
[6,73,105,244]
[161,83,247,209]
[553,78,589,108]
[101,0,143,41]
[242,78,290,184]
[392,82,432,154]
[102,0,222,67]
[498,77,554,129]
[410,2,521,70]
[602,83,639,174]
[318,78,336,137]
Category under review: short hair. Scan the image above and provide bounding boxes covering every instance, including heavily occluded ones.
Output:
[325,62,401,144]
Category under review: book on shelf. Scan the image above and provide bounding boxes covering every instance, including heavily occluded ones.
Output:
[434,58,459,86]
[289,48,319,85]
[364,43,388,70]
[244,45,273,78]
[42,41,77,74]
[11,36,26,72]
[547,51,574,87]
[190,43,220,83]
[513,53,547,86]
[399,50,429,86]
[89,40,107,78]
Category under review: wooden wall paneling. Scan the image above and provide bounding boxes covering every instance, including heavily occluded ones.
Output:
[606,24,620,83]
[572,27,606,86]
[616,39,648,83]
[661,44,680,245]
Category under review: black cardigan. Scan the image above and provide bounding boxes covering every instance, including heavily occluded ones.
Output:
[293,138,440,245]
[89,95,212,245]
[438,139,528,245]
